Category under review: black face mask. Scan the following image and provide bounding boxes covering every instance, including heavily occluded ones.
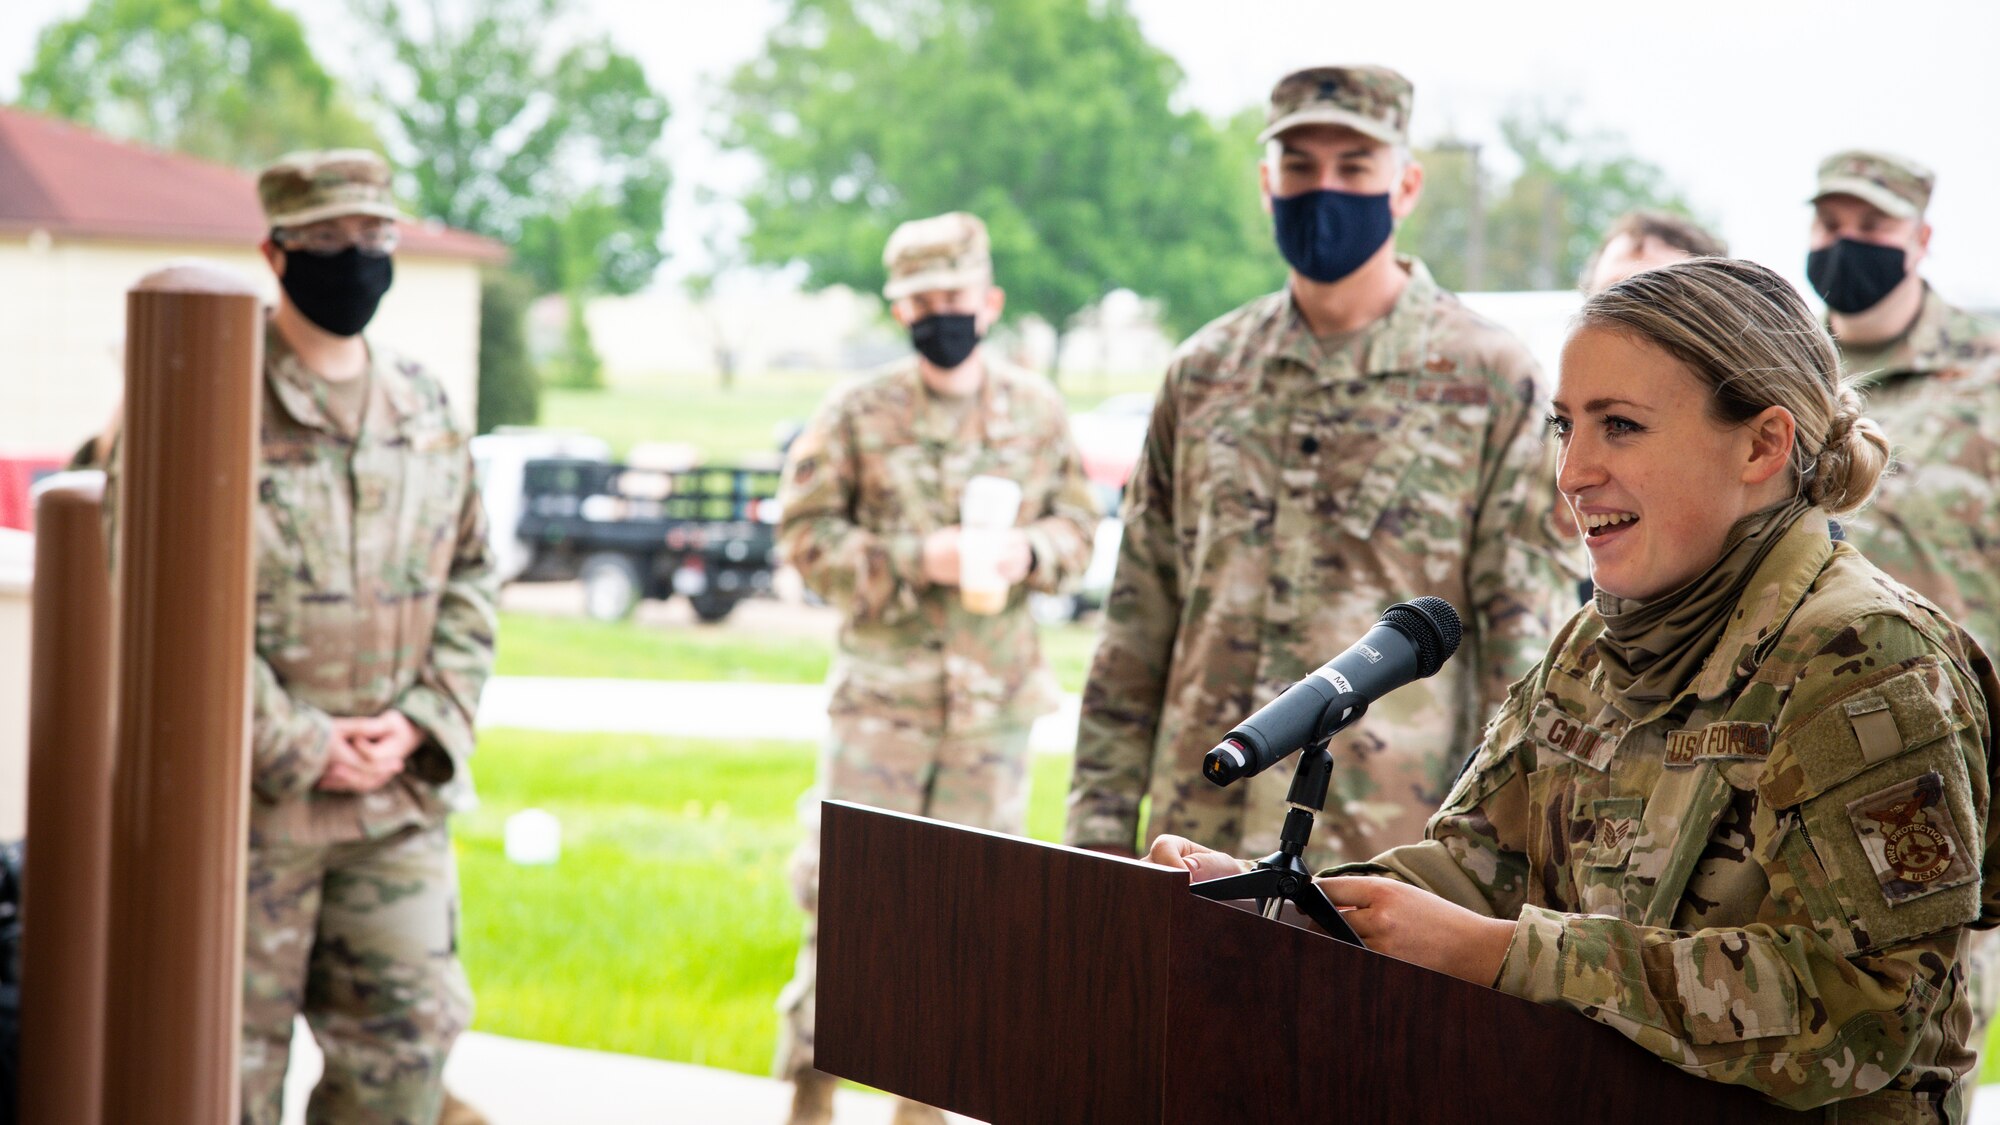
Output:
[910,313,980,370]
[280,247,394,336]
[1806,238,1908,315]
[1271,189,1395,284]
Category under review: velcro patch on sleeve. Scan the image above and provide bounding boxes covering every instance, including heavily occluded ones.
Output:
[1845,771,1977,905]
[1842,696,1904,766]
[1663,722,1773,768]
[1758,657,1966,809]
[1528,699,1618,771]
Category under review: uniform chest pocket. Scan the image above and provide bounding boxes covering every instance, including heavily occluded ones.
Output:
[1193,397,1420,543]
[1332,420,1421,540]
[1183,400,1267,544]
[400,435,469,589]
[856,443,933,530]
[1328,395,1487,540]
[1583,797,1645,870]
[255,452,351,657]
[257,456,344,594]
[1525,764,1584,907]
[1361,397,1490,539]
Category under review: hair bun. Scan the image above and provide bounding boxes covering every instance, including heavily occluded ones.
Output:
[1808,391,1890,514]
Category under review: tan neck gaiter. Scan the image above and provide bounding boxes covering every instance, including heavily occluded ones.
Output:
[1593,495,1814,712]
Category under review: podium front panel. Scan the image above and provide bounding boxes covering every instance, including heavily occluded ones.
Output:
[1162,893,1810,1124]
[818,801,1179,1123]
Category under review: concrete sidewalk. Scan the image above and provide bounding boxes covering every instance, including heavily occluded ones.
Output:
[478,676,1082,752]
[279,1021,2000,1124]
[281,1024,986,1125]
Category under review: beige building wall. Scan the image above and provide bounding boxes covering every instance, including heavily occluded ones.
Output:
[0,232,483,454]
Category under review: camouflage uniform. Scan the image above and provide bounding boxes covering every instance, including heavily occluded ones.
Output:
[1340,514,1999,1122]
[1838,295,2000,696]
[1065,65,1579,869]
[240,153,495,1125]
[773,213,1099,1083]
[1816,155,2000,654]
[1810,150,2000,1068]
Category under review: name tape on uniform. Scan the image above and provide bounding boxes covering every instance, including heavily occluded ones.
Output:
[1663,721,1773,768]
[1529,700,1618,771]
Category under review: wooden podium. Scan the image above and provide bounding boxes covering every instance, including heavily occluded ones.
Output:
[816,801,1808,1124]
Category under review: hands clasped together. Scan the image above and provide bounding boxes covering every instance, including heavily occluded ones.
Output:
[316,709,424,793]
[1143,835,1516,988]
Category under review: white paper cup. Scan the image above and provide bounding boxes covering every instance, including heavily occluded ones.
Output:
[961,475,1022,530]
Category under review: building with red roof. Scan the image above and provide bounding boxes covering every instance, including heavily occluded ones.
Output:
[0,105,506,457]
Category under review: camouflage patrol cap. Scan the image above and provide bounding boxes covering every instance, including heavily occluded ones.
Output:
[257,149,407,228]
[1258,65,1413,147]
[1812,150,1934,221]
[882,211,991,299]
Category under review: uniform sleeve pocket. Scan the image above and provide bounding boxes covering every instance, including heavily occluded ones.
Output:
[1757,656,1967,809]
[1799,746,1981,952]
[1670,931,1803,1044]
[1759,656,1982,952]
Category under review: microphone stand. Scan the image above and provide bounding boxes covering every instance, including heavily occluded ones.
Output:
[1190,693,1367,947]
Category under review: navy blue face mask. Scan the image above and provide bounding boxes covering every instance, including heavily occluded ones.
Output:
[1271,189,1395,284]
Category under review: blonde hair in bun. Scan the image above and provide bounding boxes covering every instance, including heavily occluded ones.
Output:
[1803,384,1892,514]
[1578,257,1891,516]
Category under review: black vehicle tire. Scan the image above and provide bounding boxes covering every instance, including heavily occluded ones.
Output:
[580,552,644,622]
[689,591,739,624]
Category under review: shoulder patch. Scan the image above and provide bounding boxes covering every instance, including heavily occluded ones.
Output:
[1528,698,1618,771]
[1846,771,1977,905]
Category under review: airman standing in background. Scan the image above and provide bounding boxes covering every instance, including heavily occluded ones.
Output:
[1065,64,1581,870]
[773,211,1098,1125]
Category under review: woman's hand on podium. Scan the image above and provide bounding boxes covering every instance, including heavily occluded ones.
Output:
[1315,875,1516,986]
[1142,835,1250,882]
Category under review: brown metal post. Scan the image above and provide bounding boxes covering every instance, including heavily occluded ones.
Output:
[21,475,115,1125]
[101,262,263,1125]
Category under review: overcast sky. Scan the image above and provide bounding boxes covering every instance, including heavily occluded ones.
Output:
[6,0,1998,304]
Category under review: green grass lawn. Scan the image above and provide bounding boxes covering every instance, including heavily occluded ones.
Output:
[541,375,840,463]
[496,609,1101,694]
[456,729,1075,1075]
[458,727,2000,1082]
[535,368,1161,464]
[494,610,832,683]
[1039,618,1101,694]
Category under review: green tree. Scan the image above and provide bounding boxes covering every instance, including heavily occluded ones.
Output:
[719,0,1272,368]
[349,0,670,386]
[17,0,381,167]
[1400,108,1699,292]
[476,270,540,433]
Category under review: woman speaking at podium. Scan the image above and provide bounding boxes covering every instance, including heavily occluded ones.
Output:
[1152,258,1997,1122]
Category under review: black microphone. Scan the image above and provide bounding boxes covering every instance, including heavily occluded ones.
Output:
[1202,597,1462,786]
